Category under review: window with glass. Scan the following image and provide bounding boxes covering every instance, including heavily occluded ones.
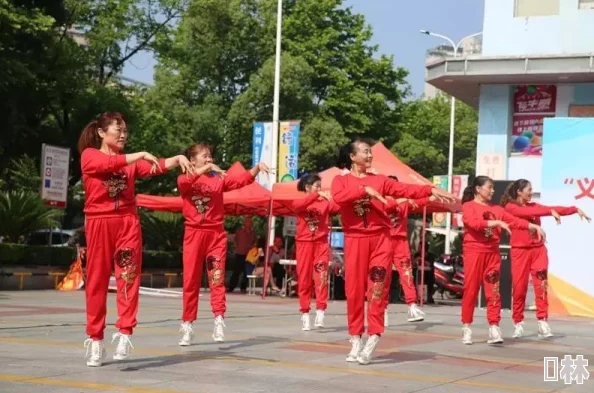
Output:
[579,0,594,9]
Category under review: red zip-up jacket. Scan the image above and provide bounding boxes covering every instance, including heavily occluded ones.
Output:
[331,173,434,238]
[504,202,577,248]
[81,148,168,217]
[178,171,255,231]
[385,197,432,238]
[462,200,531,252]
[291,192,340,242]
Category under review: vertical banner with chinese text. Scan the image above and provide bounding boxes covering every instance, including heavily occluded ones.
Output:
[540,117,594,317]
[252,122,274,190]
[511,85,557,157]
[277,121,300,182]
[431,175,468,228]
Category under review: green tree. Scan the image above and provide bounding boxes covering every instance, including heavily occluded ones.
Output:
[392,94,478,178]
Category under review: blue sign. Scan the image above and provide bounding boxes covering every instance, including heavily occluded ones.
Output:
[330,231,344,249]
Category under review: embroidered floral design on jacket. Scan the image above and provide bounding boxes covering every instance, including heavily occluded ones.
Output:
[190,183,212,222]
[354,197,371,227]
[482,211,496,238]
[103,171,128,210]
[305,209,321,232]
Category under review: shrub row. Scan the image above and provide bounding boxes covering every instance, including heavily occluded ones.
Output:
[0,244,181,270]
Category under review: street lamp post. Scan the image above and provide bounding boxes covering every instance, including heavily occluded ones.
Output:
[420,30,482,255]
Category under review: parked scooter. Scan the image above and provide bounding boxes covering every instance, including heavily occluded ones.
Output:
[433,254,464,299]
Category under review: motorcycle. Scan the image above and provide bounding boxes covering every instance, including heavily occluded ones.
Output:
[433,254,464,299]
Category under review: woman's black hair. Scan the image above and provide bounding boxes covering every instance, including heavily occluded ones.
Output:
[297,173,322,192]
[500,179,531,207]
[336,137,374,170]
[461,175,493,204]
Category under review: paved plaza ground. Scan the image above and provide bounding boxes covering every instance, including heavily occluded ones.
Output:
[0,289,593,393]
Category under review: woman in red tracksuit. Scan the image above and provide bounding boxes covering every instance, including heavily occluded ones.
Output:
[331,138,456,365]
[177,143,270,346]
[292,173,340,331]
[500,178,590,339]
[383,175,436,326]
[460,175,545,346]
[79,112,192,367]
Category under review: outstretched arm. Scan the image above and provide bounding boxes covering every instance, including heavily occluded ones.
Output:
[291,193,320,213]
[81,148,147,175]
[331,177,367,205]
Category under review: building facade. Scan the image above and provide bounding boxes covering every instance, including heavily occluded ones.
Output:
[426,0,594,196]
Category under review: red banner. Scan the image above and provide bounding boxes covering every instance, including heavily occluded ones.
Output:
[513,85,557,114]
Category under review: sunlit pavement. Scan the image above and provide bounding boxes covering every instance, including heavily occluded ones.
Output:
[0,290,593,393]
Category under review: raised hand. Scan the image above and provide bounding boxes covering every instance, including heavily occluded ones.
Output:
[211,164,227,177]
[498,220,511,235]
[577,208,591,223]
[257,162,271,174]
[431,187,457,204]
[177,155,194,175]
[142,152,161,174]
[551,209,561,225]
[529,223,546,243]
[364,186,387,205]
[318,191,331,201]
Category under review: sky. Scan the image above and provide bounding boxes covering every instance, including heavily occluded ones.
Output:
[122,0,485,98]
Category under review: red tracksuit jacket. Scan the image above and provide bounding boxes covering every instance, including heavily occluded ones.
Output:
[386,197,432,238]
[331,173,434,237]
[177,171,255,231]
[462,200,530,252]
[292,193,340,242]
[504,202,577,248]
[81,148,167,217]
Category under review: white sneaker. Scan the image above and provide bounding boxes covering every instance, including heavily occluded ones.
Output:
[462,324,473,345]
[314,310,325,328]
[512,322,524,338]
[407,304,425,322]
[301,313,311,331]
[357,335,380,365]
[212,315,225,342]
[112,333,133,360]
[487,325,504,345]
[179,322,194,346]
[84,339,106,367]
[384,309,389,327]
[346,335,363,362]
[538,320,554,338]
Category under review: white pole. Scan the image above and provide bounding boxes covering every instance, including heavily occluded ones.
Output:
[269,0,283,247]
[420,30,482,255]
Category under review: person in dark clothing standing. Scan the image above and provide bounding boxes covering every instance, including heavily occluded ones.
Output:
[227,217,256,293]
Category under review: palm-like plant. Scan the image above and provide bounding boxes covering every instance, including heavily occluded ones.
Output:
[0,191,64,243]
[139,209,184,251]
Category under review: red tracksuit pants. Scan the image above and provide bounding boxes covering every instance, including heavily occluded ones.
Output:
[384,237,417,307]
[461,250,502,326]
[182,228,228,322]
[296,240,330,313]
[345,232,392,336]
[511,246,549,323]
[85,215,143,340]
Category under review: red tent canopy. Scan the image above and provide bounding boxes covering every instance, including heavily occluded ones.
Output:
[136,162,293,216]
[271,142,461,214]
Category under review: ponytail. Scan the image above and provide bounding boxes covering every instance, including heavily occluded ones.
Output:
[336,143,353,170]
[461,186,475,204]
[500,179,531,206]
[462,175,494,204]
[77,112,127,154]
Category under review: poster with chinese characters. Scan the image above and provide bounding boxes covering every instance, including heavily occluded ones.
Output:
[431,175,468,228]
[511,85,557,156]
[476,152,506,180]
[40,144,70,209]
[540,117,594,317]
[252,122,274,190]
[277,121,301,182]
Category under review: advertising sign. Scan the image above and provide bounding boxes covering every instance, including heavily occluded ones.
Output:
[252,122,274,190]
[278,121,300,182]
[40,144,70,209]
[431,175,468,228]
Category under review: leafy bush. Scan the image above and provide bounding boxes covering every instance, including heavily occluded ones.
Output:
[0,244,76,266]
[0,244,181,270]
[139,210,184,251]
[0,191,64,243]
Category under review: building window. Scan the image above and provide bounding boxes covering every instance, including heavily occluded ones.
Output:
[514,0,559,17]
[579,0,594,9]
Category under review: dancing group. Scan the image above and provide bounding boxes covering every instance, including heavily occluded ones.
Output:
[79,112,590,367]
